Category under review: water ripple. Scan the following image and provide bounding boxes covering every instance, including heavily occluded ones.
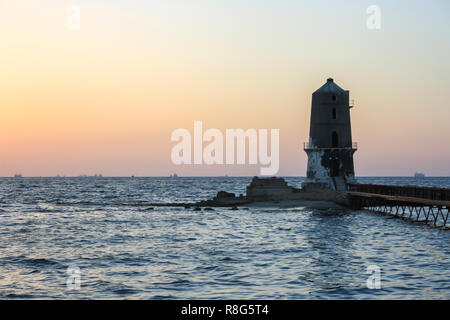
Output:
[0,177,449,299]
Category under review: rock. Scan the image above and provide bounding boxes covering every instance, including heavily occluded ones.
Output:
[214,191,237,200]
[246,176,297,201]
[204,207,214,211]
[184,205,192,209]
[193,207,202,211]
[230,205,238,210]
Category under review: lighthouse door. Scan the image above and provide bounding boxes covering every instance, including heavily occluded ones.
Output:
[331,159,340,177]
[332,131,339,148]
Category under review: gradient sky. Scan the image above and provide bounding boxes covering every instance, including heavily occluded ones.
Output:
[1,0,449,176]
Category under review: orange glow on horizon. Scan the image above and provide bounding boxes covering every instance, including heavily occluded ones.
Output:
[1,1,449,176]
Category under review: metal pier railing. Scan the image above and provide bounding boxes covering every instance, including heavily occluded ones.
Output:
[347,184,450,228]
[303,142,358,151]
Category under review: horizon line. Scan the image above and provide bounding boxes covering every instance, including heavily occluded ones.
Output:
[3,175,450,178]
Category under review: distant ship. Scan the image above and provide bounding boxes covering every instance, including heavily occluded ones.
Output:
[14,174,23,178]
[170,173,179,178]
[414,172,425,178]
[79,174,103,178]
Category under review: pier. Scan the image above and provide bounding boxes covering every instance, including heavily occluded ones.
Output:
[347,184,450,228]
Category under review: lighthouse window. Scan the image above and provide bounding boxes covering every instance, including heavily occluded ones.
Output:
[332,108,337,119]
[332,95,337,101]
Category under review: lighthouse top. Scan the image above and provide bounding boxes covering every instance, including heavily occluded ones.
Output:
[313,77,346,94]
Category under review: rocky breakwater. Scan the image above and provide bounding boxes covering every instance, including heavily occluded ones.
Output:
[193,177,351,208]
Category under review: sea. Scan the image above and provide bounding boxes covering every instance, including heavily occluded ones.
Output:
[0,176,449,299]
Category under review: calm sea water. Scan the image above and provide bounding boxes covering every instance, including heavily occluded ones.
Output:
[0,177,449,299]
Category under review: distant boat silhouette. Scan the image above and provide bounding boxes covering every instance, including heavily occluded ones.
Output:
[170,173,179,178]
[14,174,23,178]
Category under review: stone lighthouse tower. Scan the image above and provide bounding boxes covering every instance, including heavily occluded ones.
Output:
[303,78,357,191]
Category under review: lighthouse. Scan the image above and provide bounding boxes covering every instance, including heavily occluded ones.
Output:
[303,78,357,191]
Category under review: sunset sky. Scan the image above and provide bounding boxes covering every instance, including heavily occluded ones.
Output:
[1,0,449,177]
